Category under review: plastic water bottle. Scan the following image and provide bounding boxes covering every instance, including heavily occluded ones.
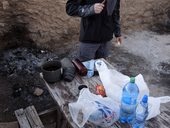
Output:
[119,77,139,123]
[83,59,95,78]
[132,95,148,128]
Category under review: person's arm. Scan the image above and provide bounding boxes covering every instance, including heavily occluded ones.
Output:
[112,0,121,38]
[66,0,104,17]
[66,0,95,17]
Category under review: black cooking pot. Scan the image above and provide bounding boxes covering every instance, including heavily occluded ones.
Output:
[41,60,62,83]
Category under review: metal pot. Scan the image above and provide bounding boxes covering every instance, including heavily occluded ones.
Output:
[41,60,62,83]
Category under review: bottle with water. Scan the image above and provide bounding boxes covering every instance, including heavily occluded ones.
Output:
[132,95,148,128]
[119,77,139,123]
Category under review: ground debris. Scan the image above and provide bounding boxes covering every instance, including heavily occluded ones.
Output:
[33,87,44,96]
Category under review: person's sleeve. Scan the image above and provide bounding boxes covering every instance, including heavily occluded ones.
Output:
[66,0,95,17]
[112,0,121,37]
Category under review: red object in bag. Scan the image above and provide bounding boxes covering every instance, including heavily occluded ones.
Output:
[96,85,106,97]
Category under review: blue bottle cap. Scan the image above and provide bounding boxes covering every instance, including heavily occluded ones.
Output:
[142,95,148,103]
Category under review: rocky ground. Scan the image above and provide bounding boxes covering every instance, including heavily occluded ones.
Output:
[109,31,170,97]
[0,31,169,123]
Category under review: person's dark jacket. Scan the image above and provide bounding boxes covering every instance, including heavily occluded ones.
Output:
[66,0,121,43]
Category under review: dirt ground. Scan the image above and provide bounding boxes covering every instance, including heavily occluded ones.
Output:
[113,31,170,97]
[0,31,170,123]
[0,75,56,122]
[0,48,58,122]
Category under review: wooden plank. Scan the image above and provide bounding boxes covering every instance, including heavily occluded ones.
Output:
[30,106,45,128]
[25,107,38,128]
[101,58,114,68]
[146,105,170,128]
[56,109,62,128]
[14,108,31,128]
[39,107,57,116]
[115,121,130,128]
[25,106,44,128]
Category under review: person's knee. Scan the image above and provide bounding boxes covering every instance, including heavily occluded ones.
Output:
[79,52,95,61]
[79,42,98,61]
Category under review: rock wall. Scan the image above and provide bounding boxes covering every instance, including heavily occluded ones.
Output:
[0,0,169,50]
[120,0,170,33]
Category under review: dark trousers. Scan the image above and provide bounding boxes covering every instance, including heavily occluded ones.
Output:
[78,40,112,61]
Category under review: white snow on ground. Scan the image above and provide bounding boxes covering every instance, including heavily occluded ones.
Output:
[120,31,170,70]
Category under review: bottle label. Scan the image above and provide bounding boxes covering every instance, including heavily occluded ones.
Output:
[136,105,144,115]
[121,101,136,114]
[135,105,148,122]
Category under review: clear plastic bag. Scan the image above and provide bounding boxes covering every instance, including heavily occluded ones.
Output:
[69,88,119,127]
[147,96,170,120]
[95,60,170,120]
[95,60,149,105]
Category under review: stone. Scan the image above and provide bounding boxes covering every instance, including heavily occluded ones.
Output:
[143,11,153,17]
[2,1,9,10]
[0,23,5,27]
[33,87,44,96]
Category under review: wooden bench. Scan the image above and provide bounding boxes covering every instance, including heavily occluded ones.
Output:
[40,58,170,128]
[40,58,127,128]
[15,106,44,128]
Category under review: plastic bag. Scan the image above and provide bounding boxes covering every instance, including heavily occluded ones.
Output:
[95,60,149,105]
[95,60,170,120]
[147,96,170,120]
[69,88,119,127]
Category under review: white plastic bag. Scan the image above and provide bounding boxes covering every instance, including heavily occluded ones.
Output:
[69,88,119,127]
[147,96,170,120]
[95,60,170,120]
[95,60,149,104]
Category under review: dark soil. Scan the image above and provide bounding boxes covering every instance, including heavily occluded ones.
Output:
[0,47,60,122]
